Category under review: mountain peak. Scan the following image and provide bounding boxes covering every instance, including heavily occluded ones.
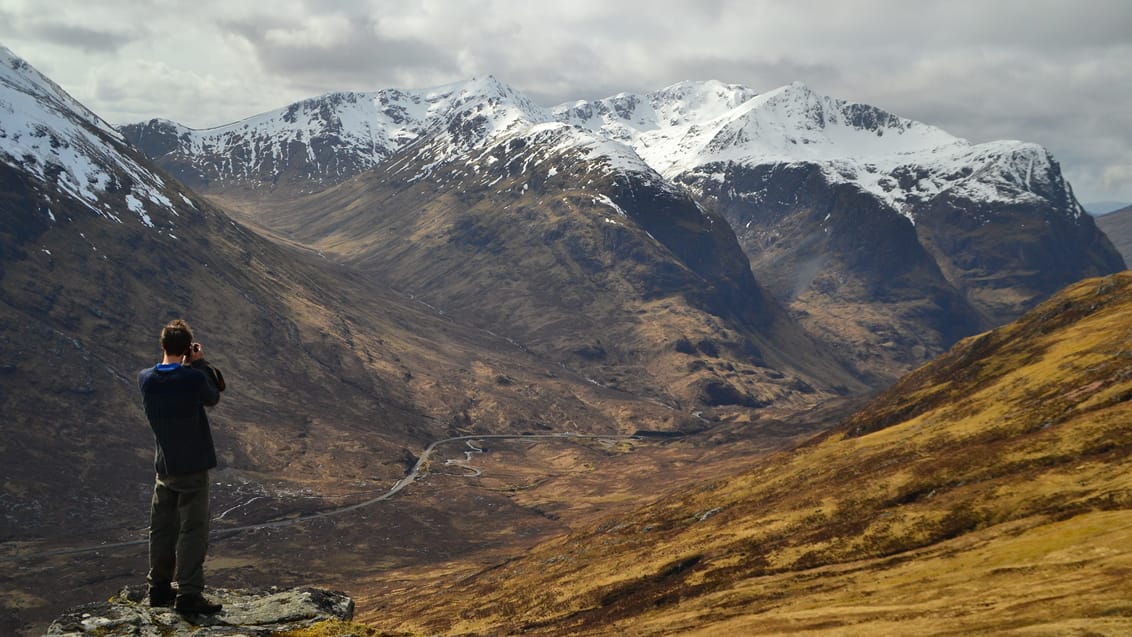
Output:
[116,74,1085,228]
[0,46,122,143]
[769,79,818,97]
[466,73,509,92]
[1,48,188,230]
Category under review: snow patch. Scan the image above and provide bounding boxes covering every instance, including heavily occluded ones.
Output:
[0,46,180,229]
[593,194,627,217]
[126,194,154,228]
[100,69,1079,227]
[556,80,1071,222]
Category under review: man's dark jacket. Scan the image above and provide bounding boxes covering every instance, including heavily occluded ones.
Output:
[138,360,221,476]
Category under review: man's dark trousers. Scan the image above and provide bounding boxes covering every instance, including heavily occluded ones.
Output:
[148,470,210,594]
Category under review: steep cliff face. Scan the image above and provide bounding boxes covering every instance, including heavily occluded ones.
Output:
[680,161,986,380]
[676,141,1123,378]
[564,80,1125,378]
[906,144,1125,324]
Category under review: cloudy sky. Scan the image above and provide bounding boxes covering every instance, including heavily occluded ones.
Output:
[1,0,1130,205]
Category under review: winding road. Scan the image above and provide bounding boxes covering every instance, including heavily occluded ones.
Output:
[1,432,640,562]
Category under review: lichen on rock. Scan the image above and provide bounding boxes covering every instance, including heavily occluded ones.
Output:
[46,585,354,636]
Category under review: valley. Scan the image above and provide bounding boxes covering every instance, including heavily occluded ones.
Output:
[3,417,829,634]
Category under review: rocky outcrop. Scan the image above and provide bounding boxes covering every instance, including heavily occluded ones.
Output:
[46,586,354,636]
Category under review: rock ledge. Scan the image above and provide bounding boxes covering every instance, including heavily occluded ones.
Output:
[46,585,354,636]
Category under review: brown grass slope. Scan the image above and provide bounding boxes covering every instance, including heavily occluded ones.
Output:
[366,271,1132,636]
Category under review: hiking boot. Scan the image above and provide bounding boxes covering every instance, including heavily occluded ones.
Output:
[174,592,223,615]
[148,584,175,608]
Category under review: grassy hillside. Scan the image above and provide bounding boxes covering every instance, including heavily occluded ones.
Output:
[362,271,1132,636]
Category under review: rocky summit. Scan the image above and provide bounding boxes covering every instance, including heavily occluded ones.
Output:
[46,586,354,636]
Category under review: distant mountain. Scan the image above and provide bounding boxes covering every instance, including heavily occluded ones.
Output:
[367,271,1132,635]
[558,81,1125,377]
[123,79,1125,381]
[119,76,547,197]
[216,77,864,411]
[1084,200,1129,215]
[1096,204,1132,264]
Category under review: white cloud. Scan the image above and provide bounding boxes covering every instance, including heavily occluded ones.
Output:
[1103,163,1132,190]
[263,14,353,48]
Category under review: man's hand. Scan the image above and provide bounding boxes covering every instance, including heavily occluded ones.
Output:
[188,342,205,363]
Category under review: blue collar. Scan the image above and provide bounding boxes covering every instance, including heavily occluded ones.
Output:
[155,363,182,372]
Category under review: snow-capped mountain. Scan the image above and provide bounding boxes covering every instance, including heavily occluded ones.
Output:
[0,45,192,231]
[123,76,1088,226]
[120,75,1124,381]
[209,79,853,409]
[551,79,1119,377]
[122,75,559,192]
[556,80,1085,221]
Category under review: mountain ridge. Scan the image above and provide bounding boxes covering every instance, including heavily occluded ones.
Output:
[121,76,1124,382]
[558,80,1084,222]
[225,107,863,411]
[124,77,1089,226]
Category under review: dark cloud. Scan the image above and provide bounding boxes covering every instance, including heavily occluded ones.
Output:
[33,23,138,53]
[0,8,140,54]
[30,23,137,53]
[219,13,458,93]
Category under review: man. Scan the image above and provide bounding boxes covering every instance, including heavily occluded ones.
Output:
[138,319,225,614]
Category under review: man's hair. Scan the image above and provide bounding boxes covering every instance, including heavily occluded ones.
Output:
[160,319,194,356]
